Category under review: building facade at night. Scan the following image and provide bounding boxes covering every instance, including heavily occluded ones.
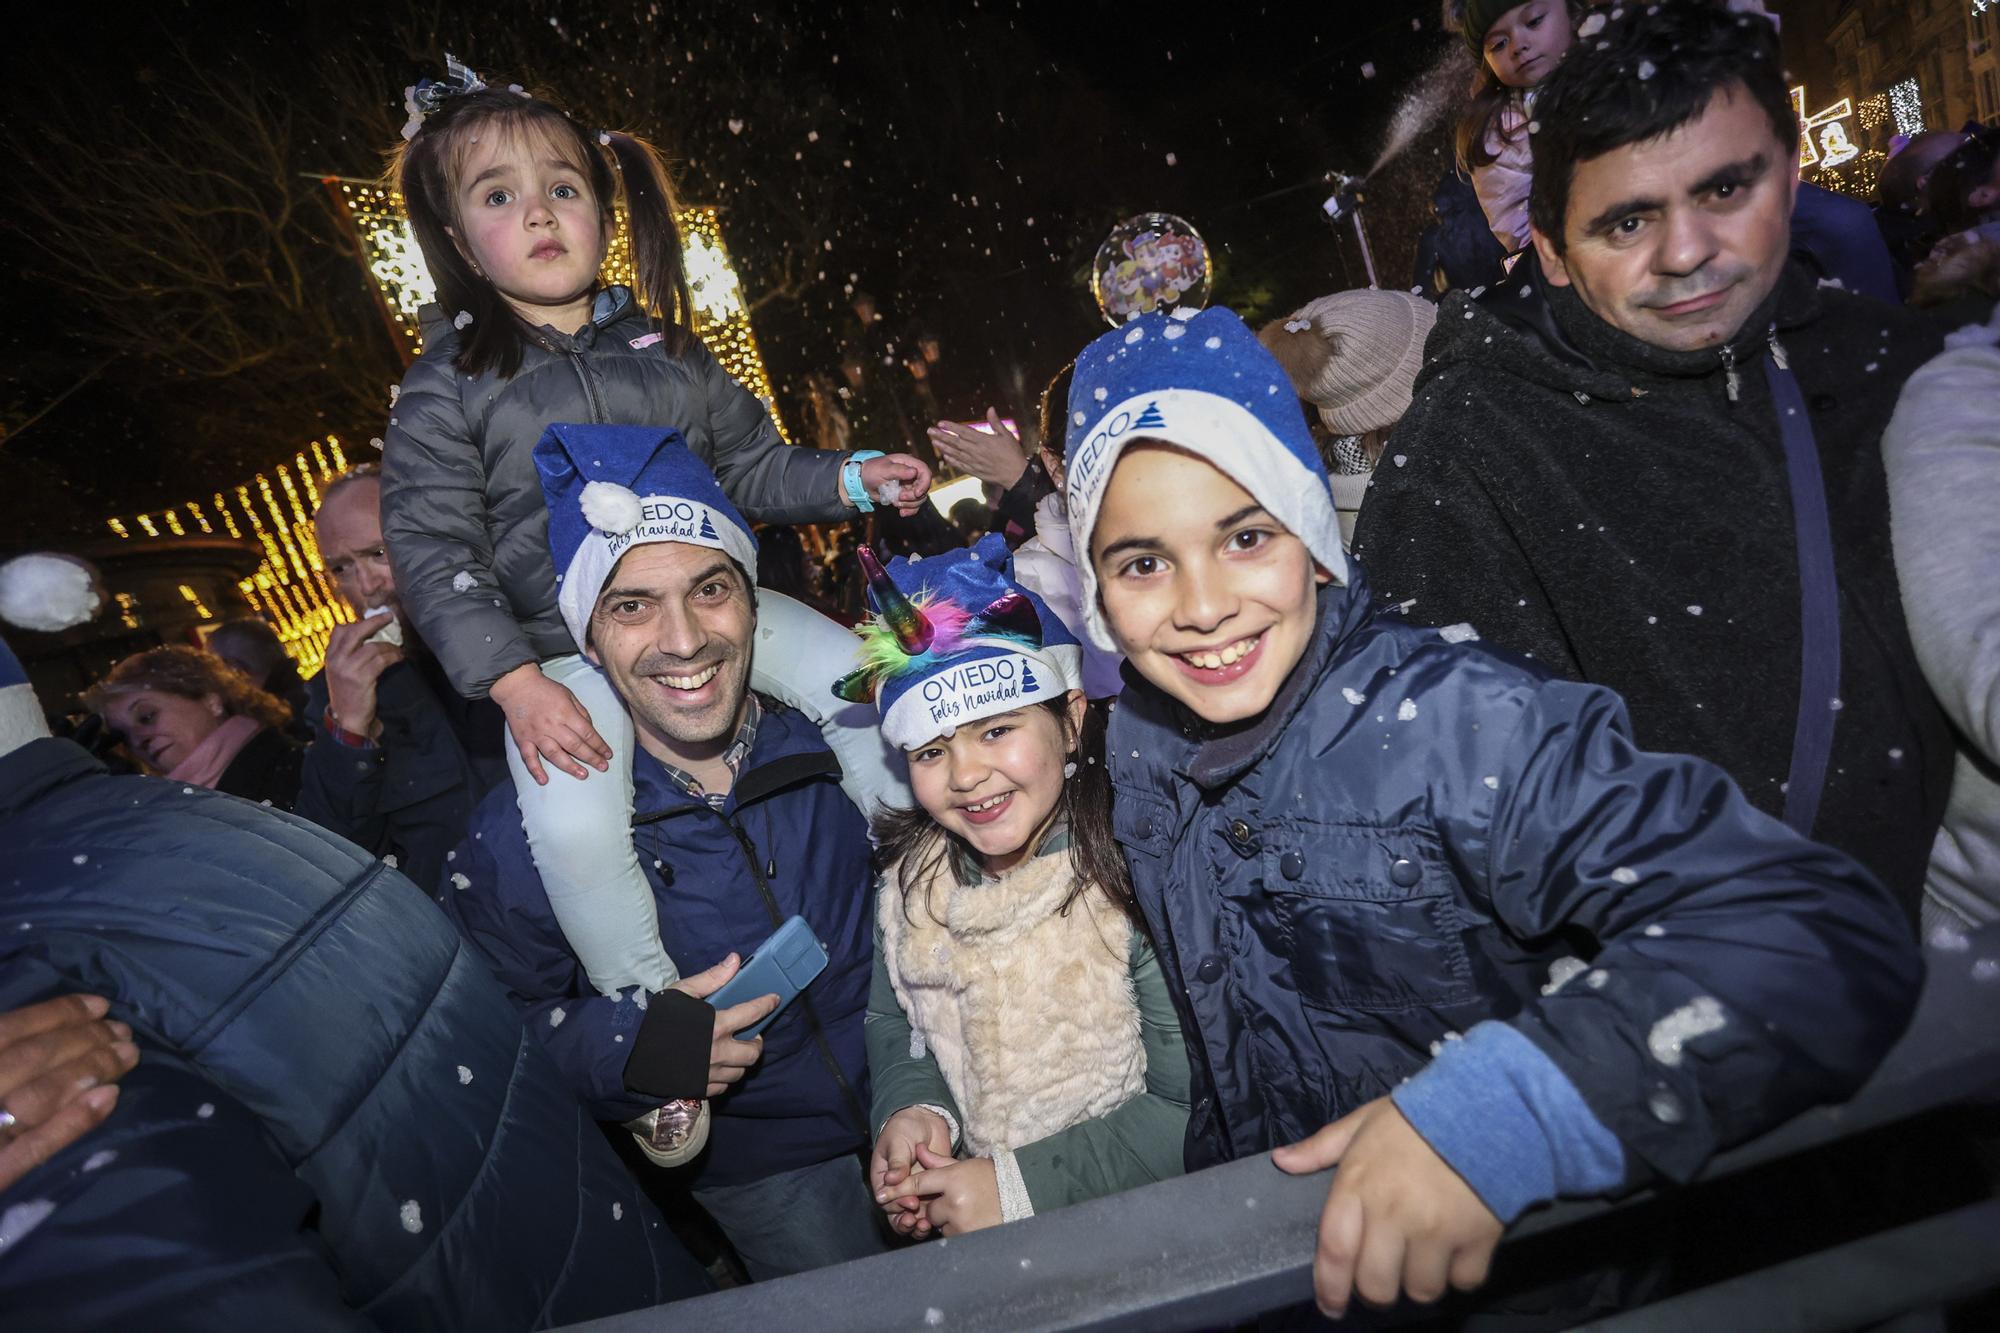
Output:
[1824,0,2000,135]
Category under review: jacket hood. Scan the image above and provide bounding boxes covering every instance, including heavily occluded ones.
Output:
[1421,253,1827,402]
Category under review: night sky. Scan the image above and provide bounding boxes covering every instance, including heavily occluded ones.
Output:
[2,0,1463,544]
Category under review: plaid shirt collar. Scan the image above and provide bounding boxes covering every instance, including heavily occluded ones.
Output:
[656,694,762,811]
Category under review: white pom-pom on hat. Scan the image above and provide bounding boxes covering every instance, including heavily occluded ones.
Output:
[0,553,101,632]
[579,481,645,535]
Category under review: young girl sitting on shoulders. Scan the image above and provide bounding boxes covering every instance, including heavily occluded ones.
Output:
[846,535,1189,1236]
[379,57,929,997]
[1450,0,1585,253]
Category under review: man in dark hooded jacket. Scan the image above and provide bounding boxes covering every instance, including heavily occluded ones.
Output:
[1355,2,1951,906]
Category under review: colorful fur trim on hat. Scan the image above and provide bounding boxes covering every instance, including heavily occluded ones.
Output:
[835,535,1084,749]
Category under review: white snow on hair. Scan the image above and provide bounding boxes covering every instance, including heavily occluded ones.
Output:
[579,481,645,535]
[0,554,100,633]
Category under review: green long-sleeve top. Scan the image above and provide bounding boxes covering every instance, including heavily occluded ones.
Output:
[864,839,1191,1218]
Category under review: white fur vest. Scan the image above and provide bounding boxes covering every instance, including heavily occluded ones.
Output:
[880,846,1146,1155]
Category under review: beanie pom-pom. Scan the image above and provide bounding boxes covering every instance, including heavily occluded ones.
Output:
[579,481,644,535]
[0,553,101,633]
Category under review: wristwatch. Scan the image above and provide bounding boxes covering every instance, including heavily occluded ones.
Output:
[842,450,886,512]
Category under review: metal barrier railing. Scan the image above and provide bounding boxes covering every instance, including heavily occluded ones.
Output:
[563,924,2000,1333]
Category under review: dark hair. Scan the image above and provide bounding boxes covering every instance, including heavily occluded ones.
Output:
[753,524,817,601]
[1528,1,1794,252]
[204,617,289,684]
[1451,2,1587,175]
[1038,361,1077,455]
[386,80,691,379]
[1924,130,2000,236]
[873,696,1138,931]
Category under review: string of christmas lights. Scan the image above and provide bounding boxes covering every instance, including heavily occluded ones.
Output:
[1888,78,1925,137]
[105,440,353,673]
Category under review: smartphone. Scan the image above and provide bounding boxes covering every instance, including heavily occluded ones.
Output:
[705,915,830,1039]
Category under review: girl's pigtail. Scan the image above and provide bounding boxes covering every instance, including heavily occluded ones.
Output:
[603,131,692,355]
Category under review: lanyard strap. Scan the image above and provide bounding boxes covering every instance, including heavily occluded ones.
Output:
[1763,350,1842,837]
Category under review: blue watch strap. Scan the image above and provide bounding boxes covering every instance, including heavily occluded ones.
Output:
[844,450,886,512]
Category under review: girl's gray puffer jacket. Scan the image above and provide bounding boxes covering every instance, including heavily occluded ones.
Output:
[381,288,851,697]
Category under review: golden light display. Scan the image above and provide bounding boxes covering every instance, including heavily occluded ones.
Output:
[325,178,789,439]
[106,439,354,675]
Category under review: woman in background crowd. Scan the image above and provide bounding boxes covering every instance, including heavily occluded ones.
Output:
[85,645,304,808]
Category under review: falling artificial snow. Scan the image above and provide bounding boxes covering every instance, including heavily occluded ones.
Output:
[1397,699,1419,722]
[453,311,474,330]
[0,553,101,632]
[1542,956,1589,995]
[1342,688,1368,705]
[0,1200,57,1253]
[451,570,479,593]
[400,1200,424,1233]
[1648,996,1726,1065]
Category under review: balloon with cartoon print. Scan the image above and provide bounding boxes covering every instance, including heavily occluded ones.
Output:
[1091,212,1211,326]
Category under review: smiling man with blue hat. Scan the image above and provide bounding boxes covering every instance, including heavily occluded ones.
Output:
[441,422,891,1280]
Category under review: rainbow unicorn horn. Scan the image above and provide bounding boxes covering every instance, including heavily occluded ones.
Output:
[860,545,934,655]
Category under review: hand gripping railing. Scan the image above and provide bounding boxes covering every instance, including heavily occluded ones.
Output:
[563,925,2000,1333]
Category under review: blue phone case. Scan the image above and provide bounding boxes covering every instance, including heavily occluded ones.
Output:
[706,915,829,1038]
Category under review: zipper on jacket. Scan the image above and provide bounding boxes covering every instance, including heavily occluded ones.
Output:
[566,348,609,424]
[1719,341,1741,403]
[714,810,871,1143]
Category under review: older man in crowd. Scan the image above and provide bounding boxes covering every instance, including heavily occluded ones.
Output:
[1355,1,1951,907]
[295,464,508,892]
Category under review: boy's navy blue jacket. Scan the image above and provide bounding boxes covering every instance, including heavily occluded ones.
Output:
[442,697,876,1189]
[1107,567,1923,1191]
[0,738,706,1330]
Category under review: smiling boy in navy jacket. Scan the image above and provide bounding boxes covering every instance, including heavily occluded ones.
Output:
[1061,306,1921,1318]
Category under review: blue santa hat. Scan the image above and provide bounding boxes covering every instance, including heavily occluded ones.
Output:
[833,534,1084,751]
[1062,306,1347,651]
[533,423,758,649]
[0,633,41,754]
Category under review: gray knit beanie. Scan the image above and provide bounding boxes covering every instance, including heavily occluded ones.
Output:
[1257,290,1439,437]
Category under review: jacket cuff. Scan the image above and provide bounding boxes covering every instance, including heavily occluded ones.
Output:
[992,1148,1035,1223]
[622,988,713,1100]
[1390,1021,1626,1224]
